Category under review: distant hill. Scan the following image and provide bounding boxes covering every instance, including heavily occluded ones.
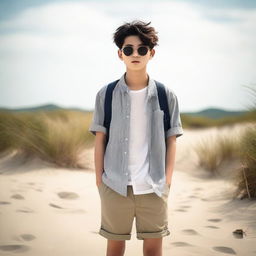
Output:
[0,104,91,113]
[182,108,246,119]
[0,104,247,119]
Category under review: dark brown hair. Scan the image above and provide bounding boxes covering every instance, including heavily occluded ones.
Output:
[113,20,159,49]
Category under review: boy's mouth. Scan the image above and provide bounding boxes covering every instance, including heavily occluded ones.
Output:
[131,61,140,63]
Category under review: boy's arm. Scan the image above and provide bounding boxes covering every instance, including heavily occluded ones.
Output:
[94,131,106,186]
[165,135,176,185]
[164,89,183,186]
[88,89,108,187]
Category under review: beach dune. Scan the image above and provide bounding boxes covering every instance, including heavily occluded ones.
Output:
[0,123,255,256]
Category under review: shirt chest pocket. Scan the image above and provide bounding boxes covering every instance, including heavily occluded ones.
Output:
[151,109,165,140]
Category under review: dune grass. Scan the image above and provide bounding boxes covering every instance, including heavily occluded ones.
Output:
[234,125,256,199]
[194,124,256,199]
[0,110,94,168]
[234,85,256,199]
[194,132,240,174]
[194,84,256,198]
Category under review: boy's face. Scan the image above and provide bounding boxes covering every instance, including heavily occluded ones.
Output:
[118,35,155,71]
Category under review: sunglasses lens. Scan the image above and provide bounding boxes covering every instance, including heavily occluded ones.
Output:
[122,46,149,56]
[138,46,148,56]
[123,46,133,56]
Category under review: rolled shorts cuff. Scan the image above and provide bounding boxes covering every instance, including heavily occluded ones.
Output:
[137,228,170,240]
[99,227,131,240]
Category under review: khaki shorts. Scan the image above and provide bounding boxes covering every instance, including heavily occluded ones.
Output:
[97,182,171,240]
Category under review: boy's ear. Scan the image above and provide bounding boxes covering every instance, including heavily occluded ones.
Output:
[118,49,123,60]
[150,48,155,59]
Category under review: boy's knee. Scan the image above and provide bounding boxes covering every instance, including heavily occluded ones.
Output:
[143,238,162,256]
[107,239,126,256]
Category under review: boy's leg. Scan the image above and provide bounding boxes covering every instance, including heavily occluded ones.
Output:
[97,183,135,255]
[135,184,171,246]
[107,240,126,256]
[143,237,162,256]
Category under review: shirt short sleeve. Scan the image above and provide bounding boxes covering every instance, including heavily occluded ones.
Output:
[88,90,107,136]
[165,89,184,138]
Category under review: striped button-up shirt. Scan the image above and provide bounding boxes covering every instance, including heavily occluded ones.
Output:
[89,72,184,197]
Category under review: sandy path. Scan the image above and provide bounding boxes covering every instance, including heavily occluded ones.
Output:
[0,123,255,256]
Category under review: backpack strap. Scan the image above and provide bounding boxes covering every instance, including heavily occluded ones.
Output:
[104,79,119,145]
[155,80,171,132]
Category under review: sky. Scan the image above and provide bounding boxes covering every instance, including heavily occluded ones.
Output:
[0,0,256,112]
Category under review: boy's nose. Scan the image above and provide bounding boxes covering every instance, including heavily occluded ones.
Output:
[132,49,139,57]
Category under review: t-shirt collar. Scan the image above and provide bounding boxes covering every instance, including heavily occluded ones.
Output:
[118,72,157,98]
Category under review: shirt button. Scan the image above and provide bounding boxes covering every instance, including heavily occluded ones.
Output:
[125,173,128,175]
[126,115,129,118]
[124,151,127,154]
[125,138,128,141]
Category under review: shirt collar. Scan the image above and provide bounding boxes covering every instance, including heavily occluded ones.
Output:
[118,72,157,98]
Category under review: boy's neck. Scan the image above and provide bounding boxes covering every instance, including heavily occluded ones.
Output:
[124,69,149,90]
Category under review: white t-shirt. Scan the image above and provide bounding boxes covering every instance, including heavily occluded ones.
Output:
[127,86,154,194]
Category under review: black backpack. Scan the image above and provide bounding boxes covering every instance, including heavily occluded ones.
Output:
[103,79,170,145]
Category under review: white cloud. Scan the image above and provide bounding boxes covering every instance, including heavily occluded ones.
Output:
[0,1,255,112]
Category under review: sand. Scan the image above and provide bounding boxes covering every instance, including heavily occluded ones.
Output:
[0,122,255,256]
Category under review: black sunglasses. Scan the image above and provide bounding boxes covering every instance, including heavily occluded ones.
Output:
[122,46,149,56]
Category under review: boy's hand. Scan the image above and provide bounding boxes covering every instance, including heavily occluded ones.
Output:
[165,178,172,186]
[96,180,103,187]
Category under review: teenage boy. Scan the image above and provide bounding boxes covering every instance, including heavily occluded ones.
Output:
[89,20,183,256]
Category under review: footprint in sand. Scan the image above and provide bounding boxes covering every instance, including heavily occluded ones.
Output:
[201,198,212,201]
[208,218,222,223]
[49,203,65,209]
[13,234,36,242]
[11,194,24,200]
[25,182,44,192]
[0,201,11,205]
[171,242,194,247]
[181,229,199,235]
[0,244,30,253]
[20,234,36,241]
[194,187,203,191]
[57,191,79,200]
[175,209,187,212]
[188,195,199,199]
[212,246,236,255]
[26,182,35,185]
[16,207,34,213]
[205,225,220,229]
